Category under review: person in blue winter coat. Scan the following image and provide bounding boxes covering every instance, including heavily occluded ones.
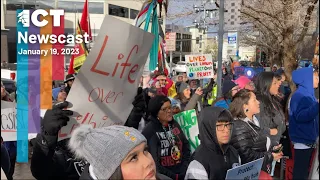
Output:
[289,67,319,180]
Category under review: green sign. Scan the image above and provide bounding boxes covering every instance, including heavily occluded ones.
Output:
[173,109,200,152]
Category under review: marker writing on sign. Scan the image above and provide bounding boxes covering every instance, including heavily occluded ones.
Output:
[90,35,139,84]
[88,87,123,104]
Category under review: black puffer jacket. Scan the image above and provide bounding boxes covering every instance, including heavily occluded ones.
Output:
[31,134,87,180]
[230,119,274,174]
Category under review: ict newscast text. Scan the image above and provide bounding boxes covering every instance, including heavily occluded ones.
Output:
[17,32,90,44]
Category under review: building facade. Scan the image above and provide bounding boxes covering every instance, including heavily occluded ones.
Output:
[3,0,164,64]
[185,26,208,54]
[165,24,192,63]
[224,0,242,31]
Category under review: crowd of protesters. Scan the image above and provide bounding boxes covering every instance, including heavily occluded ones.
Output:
[1,60,319,180]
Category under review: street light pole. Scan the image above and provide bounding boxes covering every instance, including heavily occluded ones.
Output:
[216,0,225,98]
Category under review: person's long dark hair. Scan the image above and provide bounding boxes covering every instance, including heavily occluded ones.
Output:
[254,72,282,117]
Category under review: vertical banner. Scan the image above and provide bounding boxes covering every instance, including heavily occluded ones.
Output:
[28,10,40,134]
[40,11,53,110]
[16,9,29,163]
[173,109,200,153]
[52,13,65,80]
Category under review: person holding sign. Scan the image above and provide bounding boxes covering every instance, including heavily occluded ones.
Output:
[142,95,191,180]
[31,90,150,179]
[172,82,203,112]
[229,89,283,175]
[185,107,240,179]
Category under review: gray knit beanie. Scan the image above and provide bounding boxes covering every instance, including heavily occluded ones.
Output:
[69,125,147,179]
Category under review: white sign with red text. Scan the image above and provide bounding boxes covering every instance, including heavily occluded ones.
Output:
[58,15,154,141]
[185,54,214,79]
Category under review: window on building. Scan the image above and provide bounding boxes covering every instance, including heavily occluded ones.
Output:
[231,3,235,6]
[231,15,235,19]
[231,9,235,12]
[231,21,235,25]
[109,4,129,18]
[6,0,37,10]
[58,1,104,14]
[130,9,139,19]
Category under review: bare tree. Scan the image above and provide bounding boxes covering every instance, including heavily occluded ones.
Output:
[239,0,318,90]
[204,38,219,60]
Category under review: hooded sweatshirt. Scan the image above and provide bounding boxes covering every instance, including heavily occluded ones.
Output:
[289,68,319,145]
[185,107,240,179]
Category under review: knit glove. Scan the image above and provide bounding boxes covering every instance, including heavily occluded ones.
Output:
[132,87,145,111]
[42,101,73,136]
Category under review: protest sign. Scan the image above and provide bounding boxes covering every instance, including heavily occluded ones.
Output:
[1,100,18,141]
[173,109,200,153]
[185,54,214,79]
[225,158,264,180]
[58,15,154,141]
[1,101,36,141]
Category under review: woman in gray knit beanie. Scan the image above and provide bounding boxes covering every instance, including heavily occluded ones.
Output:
[69,125,171,180]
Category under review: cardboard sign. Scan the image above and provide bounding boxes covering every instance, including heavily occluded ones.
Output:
[58,15,154,141]
[173,109,200,153]
[185,54,214,79]
[226,158,264,180]
[1,100,37,141]
[1,101,17,141]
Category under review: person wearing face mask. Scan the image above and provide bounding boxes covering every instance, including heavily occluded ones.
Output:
[289,68,319,180]
[142,95,191,180]
[229,89,283,175]
[69,125,170,180]
[185,107,240,179]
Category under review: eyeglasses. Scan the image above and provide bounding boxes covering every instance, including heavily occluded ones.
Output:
[216,123,233,131]
[161,106,172,112]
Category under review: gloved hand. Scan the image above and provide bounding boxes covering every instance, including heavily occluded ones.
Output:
[132,87,145,111]
[42,101,73,136]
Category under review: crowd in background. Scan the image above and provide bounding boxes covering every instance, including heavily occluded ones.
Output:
[1,61,319,180]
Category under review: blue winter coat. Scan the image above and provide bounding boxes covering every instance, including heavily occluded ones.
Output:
[289,68,319,145]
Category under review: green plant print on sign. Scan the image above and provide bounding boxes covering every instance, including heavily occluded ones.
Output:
[173,109,200,153]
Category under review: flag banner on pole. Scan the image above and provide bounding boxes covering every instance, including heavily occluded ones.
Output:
[135,0,168,73]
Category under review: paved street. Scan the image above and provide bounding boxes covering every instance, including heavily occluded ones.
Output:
[12,161,35,179]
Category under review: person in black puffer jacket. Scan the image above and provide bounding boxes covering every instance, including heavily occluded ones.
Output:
[229,89,283,175]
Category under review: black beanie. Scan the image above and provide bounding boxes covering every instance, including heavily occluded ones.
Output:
[222,80,237,95]
[148,95,171,117]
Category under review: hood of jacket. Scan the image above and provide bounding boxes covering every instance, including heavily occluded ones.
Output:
[198,106,230,152]
[292,67,315,97]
